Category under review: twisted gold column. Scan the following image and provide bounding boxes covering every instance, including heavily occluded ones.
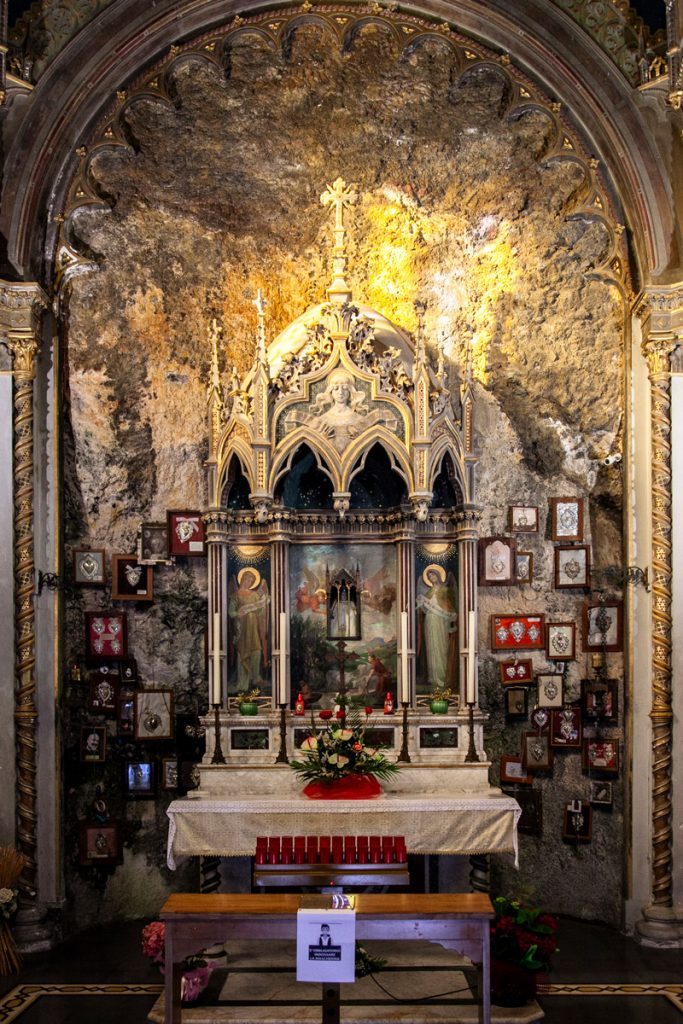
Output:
[0,282,46,908]
[643,339,674,907]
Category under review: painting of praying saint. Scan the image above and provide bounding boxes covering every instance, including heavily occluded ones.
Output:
[416,563,458,694]
[284,368,397,454]
[228,566,270,694]
[289,543,396,709]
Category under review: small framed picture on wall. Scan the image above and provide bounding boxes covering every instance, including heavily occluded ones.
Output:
[79,823,122,866]
[167,510,205,557]
[134,690,174,741]
[515,552,533,585]
[478,537,516,586]
[508,505,539,533]
[505,687,529,717]
[88,674,119,714]
[111,555,154,602]
[491,615,545,651]
[550,497,584,542]
[546,621,576,661]
[161,758,179,791]
[589,780,613,807]
[500,754,533,785]
[550,707,582,748]
[80,725,107,762]
[582,738,619,774]
[499,658,534,685]
[537,673,564,708]
[522,732,554,771]
[581,678,618,723]
[85,612,128,661]
[563,800,592,842]
[124,761,156,799]
[554,546,590,589]
[582,601,623,652]
[138,522,172,565]
[73,549,106,586]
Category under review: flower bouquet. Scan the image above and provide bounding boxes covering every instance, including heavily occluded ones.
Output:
[290,707,400,798]
[142,921,215,1004]
[489,896,559,1006]
[0,846,27,975]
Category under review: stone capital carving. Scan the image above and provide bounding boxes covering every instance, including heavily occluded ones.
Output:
[0,280,48,336]
[634,285,683,340]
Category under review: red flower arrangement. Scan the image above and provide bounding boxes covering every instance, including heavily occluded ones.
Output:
[142,921,214,1003]
[490,897,559,971]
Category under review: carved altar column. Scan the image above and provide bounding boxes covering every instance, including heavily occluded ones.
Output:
[634,286,683,944]
[205,513,228,709]
[271,529,289,704]
[0,280,48,921]
[456,507,481,707]
[396,521,416,702]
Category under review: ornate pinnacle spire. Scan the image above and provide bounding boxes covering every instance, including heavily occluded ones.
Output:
[209,318,221,392]
[320,177,357,305]
[414,300,427,375]
[465,324,474,385]
[253,289,268,366]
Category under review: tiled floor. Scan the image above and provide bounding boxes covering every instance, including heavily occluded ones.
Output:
[0,917,681,1023]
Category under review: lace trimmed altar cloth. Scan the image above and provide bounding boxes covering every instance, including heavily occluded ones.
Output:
[166,791,521,869]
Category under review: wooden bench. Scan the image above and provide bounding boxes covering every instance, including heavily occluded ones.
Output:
[161,891,493,1024]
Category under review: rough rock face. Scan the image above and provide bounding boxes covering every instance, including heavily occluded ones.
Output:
[63,20,624,928]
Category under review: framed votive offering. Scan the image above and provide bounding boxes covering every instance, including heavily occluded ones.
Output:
[111,555,154,602]
[530,706,551,732]
[508,505,539,533]
[85,612,127,661]
[80,725,107,762]
[118,697,135,736]
[582,600,623,652]
[161,758,179,791]
[79,823,122,866]
[563,800,592,842]
[515,552,533,585]
[537,673,564,708]
[88,674,119,714]
[74,549,106,586]
[167,510,205,557]
[478,536,516,586]
[134,689,174,741]
[499,658,534,685]
[124,760,156,798]
[550,497,584,542]
[119,657,138,686]
[554,545,590,589]
[522,731,554,771]
[500,754,532,785]
[582,738,619,774]
[550,707,582,748]
[505,687,528,717]
[492,614,545,650]
[589,780,613,807]
[546,621,576,661]
[138,521,172,565]
[581,678,618,723]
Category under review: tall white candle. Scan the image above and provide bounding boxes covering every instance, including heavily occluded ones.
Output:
[466,609,476,704]
[400,610,409,703]
[212,611,221,706]
[279,611,288,705]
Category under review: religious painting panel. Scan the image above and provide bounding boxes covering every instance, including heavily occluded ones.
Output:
[227,545,271,698]
[415,543,458,698]
[289,543,397,709]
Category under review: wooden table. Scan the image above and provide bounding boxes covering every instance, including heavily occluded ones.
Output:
[161,891,493,1024]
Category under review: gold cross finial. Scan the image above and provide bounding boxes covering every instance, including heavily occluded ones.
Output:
[320,178,357,304]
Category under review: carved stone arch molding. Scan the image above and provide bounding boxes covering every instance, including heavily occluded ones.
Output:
[1,0,674,286]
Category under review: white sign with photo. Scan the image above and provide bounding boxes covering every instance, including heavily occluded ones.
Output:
[296,907,356,982]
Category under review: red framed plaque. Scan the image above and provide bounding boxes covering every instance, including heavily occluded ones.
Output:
[85,612,128,661]
[491,614,545,651]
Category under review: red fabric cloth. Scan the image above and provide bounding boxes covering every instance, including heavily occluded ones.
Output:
[303,775,383,800]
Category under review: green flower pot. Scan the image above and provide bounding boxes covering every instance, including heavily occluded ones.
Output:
[238,702,259,716]
[429,699,449,714]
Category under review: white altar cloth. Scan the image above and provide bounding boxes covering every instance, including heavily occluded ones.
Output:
[166,791,521,869]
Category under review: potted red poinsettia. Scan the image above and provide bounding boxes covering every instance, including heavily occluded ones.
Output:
[489,896,559,1007]
[142,921,215,1004]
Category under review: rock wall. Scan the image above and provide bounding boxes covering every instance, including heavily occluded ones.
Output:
[62,18,624,929]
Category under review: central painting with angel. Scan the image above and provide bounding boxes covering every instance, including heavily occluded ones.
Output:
[289,543,397,709]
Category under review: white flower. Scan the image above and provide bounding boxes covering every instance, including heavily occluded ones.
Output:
[0,889,14,905]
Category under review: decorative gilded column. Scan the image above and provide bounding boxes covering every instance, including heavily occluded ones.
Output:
[456,507,481,707]
[0,281,47,906]
[396,524,416,701]
[635,286,683,943]
[270,532,289,704]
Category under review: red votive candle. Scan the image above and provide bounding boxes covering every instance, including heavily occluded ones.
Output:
[282,836,293,850]
[371,849,381,864]
[281,850,292,864]
[370,835,381,849]
[255,850,265,864]
[295,850,305,864]
[294,836,305,848]
[357,848,368,864]
[383,848,394,863]
[357,835,369,848]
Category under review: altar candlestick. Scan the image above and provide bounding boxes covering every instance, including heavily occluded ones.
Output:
[466,609,476,704]
[212,611,221,706]
[279,611,288,704]
[399,610,409,703]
